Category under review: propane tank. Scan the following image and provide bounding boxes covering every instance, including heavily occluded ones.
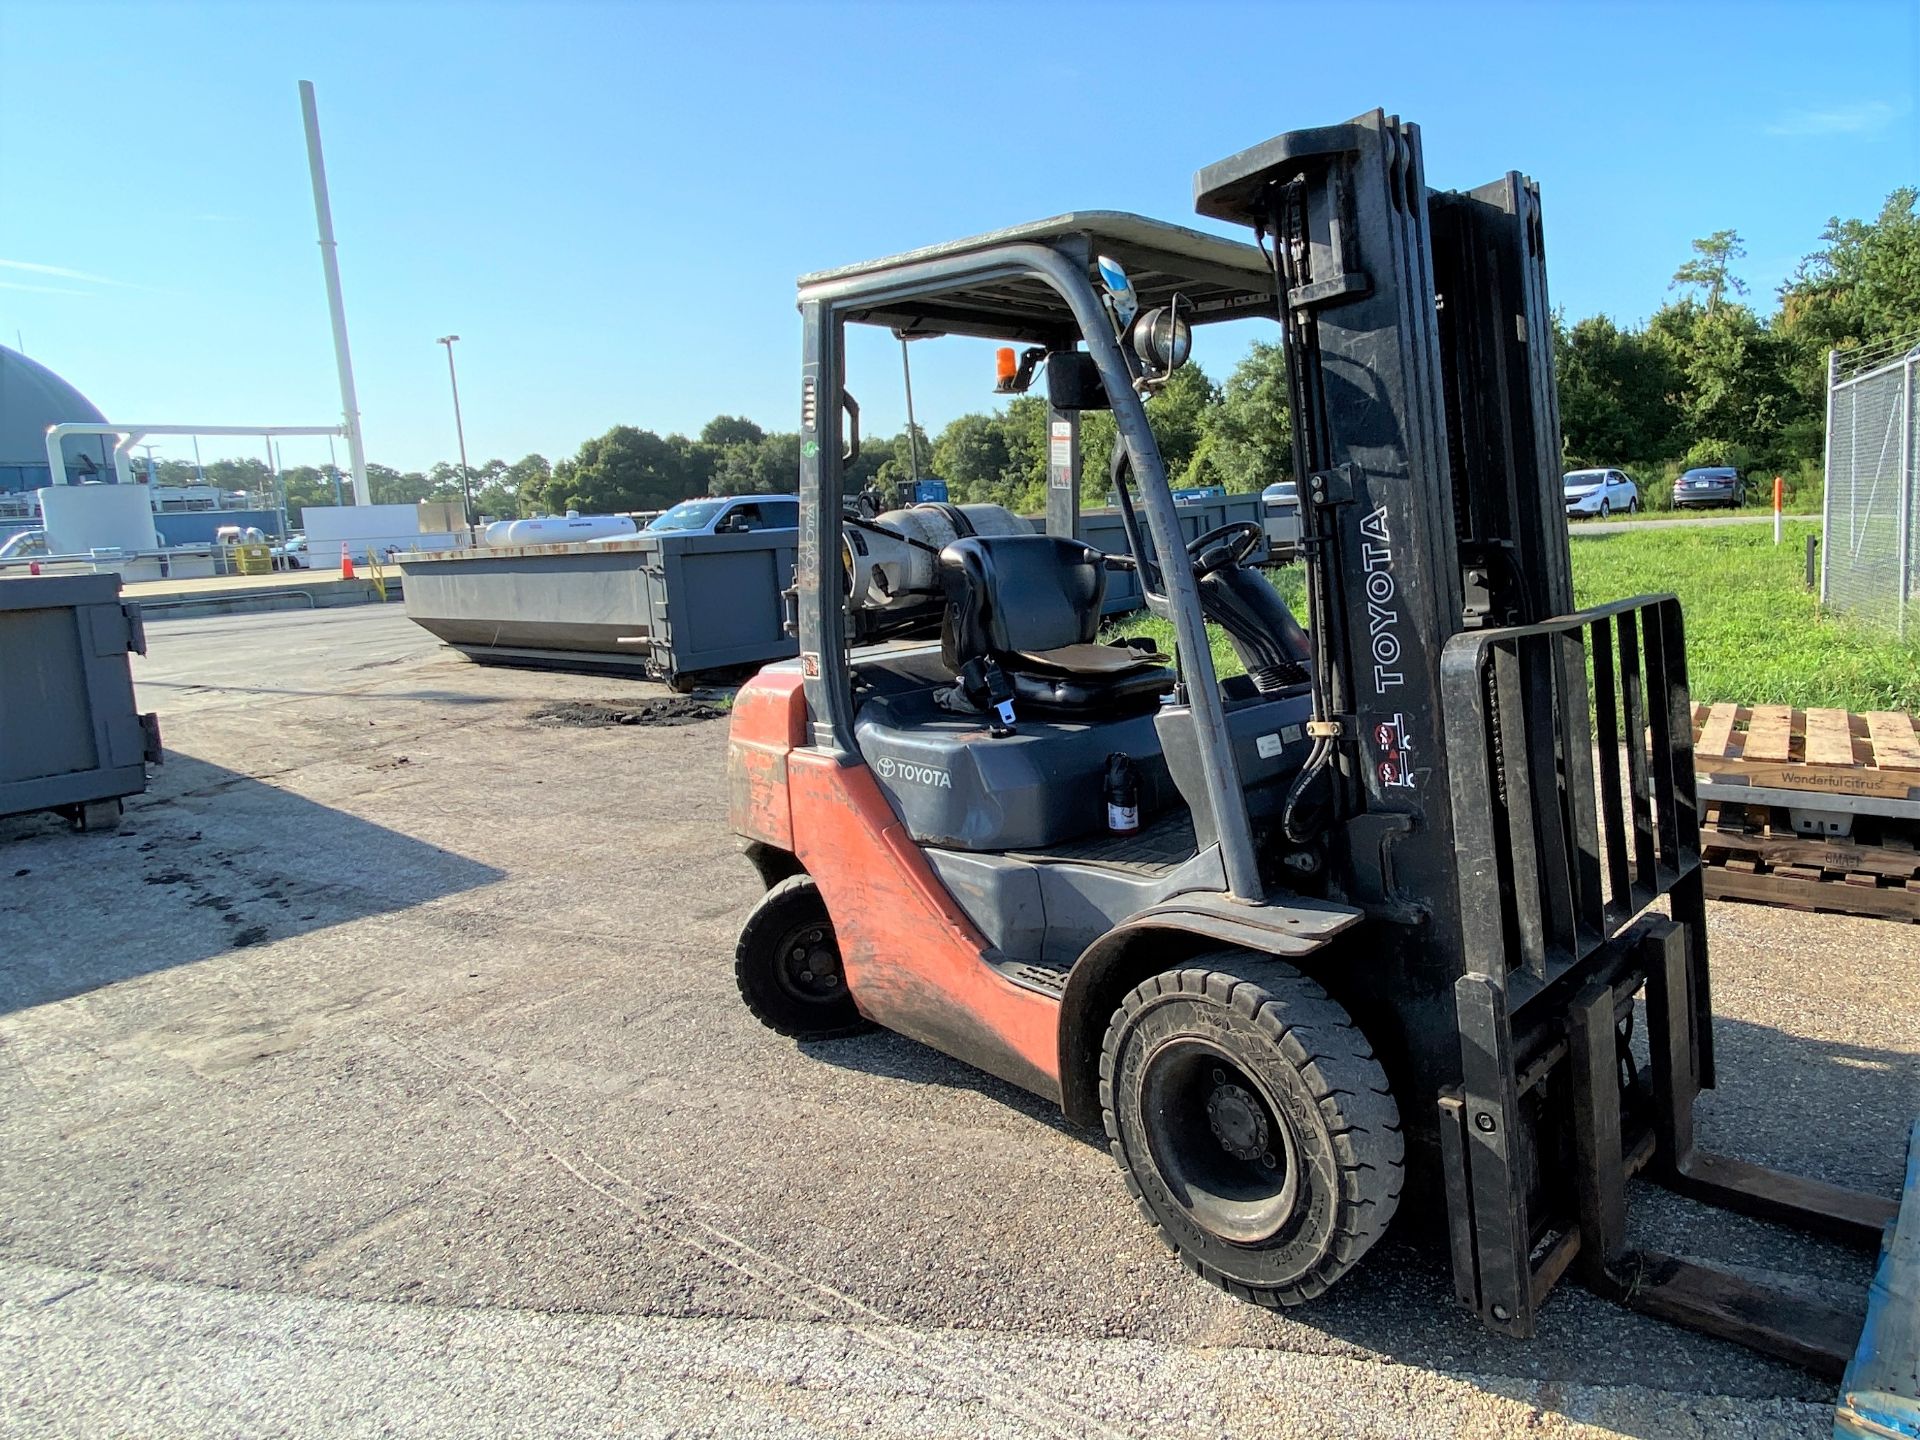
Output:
[1105,753,1141,836]
[842,503,1029,611]
[499,514,639,547]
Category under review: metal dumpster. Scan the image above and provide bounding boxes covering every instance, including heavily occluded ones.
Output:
[0,574,161,828]
[396,528,801,690]
[395,492,1279,686]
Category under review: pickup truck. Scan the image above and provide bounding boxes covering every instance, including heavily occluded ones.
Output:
[644,495,799,535]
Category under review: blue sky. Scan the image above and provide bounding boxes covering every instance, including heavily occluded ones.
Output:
[2,0,1915,476]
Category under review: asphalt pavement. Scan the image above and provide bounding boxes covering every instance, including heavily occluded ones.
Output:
[2,606,1914,1439]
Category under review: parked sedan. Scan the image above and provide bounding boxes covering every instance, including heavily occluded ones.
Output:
[1563,468,1640,519]
[1672,466,1745,509]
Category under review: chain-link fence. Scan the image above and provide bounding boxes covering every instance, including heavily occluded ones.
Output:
[1823,333,1920,636]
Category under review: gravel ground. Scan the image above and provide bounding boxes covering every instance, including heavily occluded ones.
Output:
[1,606,1914,1440]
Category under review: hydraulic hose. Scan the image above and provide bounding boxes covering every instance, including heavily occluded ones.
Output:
[1265,180,1342,846]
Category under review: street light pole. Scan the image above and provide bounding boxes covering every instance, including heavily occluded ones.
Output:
[436,334,475,542]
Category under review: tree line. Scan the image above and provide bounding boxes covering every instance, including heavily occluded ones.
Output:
[165,186,1915,523]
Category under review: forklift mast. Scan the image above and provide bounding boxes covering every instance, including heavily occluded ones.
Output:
[1195,110,1574,949]
[1191,113,1911,1370]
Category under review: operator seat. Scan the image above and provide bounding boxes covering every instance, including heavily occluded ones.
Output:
[938,534,1174,716]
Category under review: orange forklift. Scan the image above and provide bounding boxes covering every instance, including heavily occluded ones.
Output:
[725,110,1918,1393]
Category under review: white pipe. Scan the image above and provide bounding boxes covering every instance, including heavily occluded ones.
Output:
[299,81,370,507]
[45,423,346,489]
[1818,348,1835,604]
[1899,357,1914,640]
[110,431,142,486]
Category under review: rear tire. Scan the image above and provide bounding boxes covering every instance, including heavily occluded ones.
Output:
[1627,496,1640,514]
[734,875,871,1040]
[1100,953,1402,1306]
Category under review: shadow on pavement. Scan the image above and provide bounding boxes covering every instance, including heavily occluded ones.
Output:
[806,1005,1907,1420]
[0,752,503,1016]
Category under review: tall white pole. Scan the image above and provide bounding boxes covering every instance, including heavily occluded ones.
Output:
[1820,349,1836,605]
[1898,356,1913,639]
[299,81,369,507]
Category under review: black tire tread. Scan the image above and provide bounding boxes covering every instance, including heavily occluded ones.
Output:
[733,874,871,1040]
[1097,950,1403,1308]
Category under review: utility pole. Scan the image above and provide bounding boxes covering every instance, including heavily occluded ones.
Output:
[300,81,370,507]
[899,336,920,483]
[437,335,475,542]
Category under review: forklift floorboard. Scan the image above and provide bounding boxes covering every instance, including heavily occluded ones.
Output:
[1004,808,1199,876]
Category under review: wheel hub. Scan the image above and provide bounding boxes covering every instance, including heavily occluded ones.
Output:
[1137,1040,1303,1246]
[1206,1077,1269,1161]
[780,926,844,999]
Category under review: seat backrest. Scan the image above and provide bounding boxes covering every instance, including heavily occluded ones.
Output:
[939,534,1107,671]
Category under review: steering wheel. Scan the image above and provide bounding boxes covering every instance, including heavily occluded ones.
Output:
[1186,521,1265,577]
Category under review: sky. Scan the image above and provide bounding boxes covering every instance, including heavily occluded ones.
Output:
[2,0,1916,477]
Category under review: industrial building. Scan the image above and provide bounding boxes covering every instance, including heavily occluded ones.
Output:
[0,344,282,551]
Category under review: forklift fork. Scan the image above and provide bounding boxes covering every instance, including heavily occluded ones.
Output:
[1435,597,1901,1376]
[1577,922,1896,1375]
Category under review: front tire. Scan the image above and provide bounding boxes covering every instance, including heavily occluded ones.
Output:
[1598,499,1611,518]
[1100,954,1402,1306]
[734,875,871,1040]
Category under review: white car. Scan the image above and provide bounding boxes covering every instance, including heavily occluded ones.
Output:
[1563,468,1639,519]
[271,534,309,569]
[1261,480,1302,553]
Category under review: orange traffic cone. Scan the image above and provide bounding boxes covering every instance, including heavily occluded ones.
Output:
[340,543,355,579]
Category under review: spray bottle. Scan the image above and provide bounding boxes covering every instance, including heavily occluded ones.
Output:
[1105,753,1141,836]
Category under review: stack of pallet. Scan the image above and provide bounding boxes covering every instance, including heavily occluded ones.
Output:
[1691,702,1920,922]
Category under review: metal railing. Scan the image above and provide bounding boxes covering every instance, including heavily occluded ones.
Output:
[1823,334,1920,637]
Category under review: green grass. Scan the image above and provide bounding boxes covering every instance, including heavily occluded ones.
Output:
[1566,502,1819,525]
[1108,521,1920,712]
[1572,521,1919,710]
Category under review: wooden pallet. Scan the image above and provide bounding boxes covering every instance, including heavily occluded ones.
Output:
[1701,817,1920,879]
[1704,854,1920,922]
[1690,702,1920,802]
[1702,813,1920,921]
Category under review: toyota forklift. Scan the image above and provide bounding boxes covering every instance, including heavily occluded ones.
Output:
[726,110,1918,1399]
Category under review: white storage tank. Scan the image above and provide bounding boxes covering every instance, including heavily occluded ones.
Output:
[500,514,638,547]
[842,503,1028,611]
[37,483,159,555]
[483,520,516,547]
